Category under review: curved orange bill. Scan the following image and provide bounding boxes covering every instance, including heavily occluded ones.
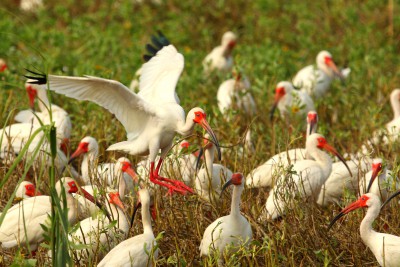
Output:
[326,60,344,81]
[269,93,284,121]
[381,190,400,209]
[124,167,138,183]
[366,167,381,193]
[78,187,112,221]
[200,118,221,161]
[68,147,86,164]
[110,194,125,211]
[308,117,318,136]
[322,143,352,177]
[328,198,363,230]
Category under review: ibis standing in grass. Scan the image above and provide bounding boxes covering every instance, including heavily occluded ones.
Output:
[27,40,221,195]
[0,177,96,252]
[246,110,318,188]
[15,181,41,199]
[293,50,345,98]
[200,173,252,261]
[269,81,315,121]
[329,193,400,266]
[97,188,158,267]
[203,31,237,74]
[263,133,351,220]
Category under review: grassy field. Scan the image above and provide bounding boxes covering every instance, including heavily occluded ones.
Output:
[0,0,400,266]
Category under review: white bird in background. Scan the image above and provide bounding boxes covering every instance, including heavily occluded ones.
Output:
[15,81,72,154]
[317,157,372,206]
[200,173,252,261]
[361,89,400,155]
[98,188,159,267]
[0,58,7,72]
[329,193,400,267]
[0,177,96,252]
[246,110,318,188]
[195,134,233,203]
[69,192,129,263]
[263,133,351,220]
[15,181,41,199]
[269,81,315,121]
[217,72,256,117]
[359,158,398,202]
[203,31,237,74]
[20,0,43,11]
[68,136,137,216]
[293,50,345,98]
[27,38,221,195]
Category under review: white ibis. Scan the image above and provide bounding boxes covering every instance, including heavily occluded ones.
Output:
[293,50,345,98]
[263,133,351,220]
[269,81,315,121]
[69,191,129,262]
[97,188,159,267]
[15,181,41,199]
[317,157,372,206]
[0,58,7,72]
[361,89,400,154]
[203,31,237,74]
[0,177,96,251]
[20,0,43,11]
[69,136,137,216]
[359,158,398,202]
[246,110,318,188]
[195,134,233,203]
[200,173,252,261]
[27,43,221,195]
[217,72,256,117]
[15,80,72,154]
[329,193,400,267]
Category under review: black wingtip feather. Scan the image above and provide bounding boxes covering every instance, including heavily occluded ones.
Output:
[142,31,171,62]
[24,69,47,85]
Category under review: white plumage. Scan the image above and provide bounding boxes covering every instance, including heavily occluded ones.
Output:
[293,50,345,98]
[330,193,400,267]
[200,173,252,261]
[246,110,318,188]
[15,181,40,199]
[98,188,158,267]
[263,133,351,220]
[203,31,237,74]
[31,44,220,195]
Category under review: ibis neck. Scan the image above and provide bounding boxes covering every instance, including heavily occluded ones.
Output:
[81,151,98,184]
[37,88,50,112]
[177,118,195,137]
[109,204,129,233]
[360,203,380,247]
[205,145,215,176]
[118,171,127,200]
[230,185,244,217]
[64,193,79,224]
[142,200,153,235]
[309,149,333,179]
[391,97,400,119]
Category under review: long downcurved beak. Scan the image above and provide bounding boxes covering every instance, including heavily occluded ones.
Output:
[68,147,86,164]
[220,179,233,196]
[270,93,284,121]
[326,59,344,81]
[195,147,204,171]
[328,199,363,230]
[308,117,318,136]
[381,190,400,209]
[366,167,381,193]
[77,187,112,221]
[124,167,138,183]
[130,202,141,228]
[322,143,352,177]
[200,119,221,161]
[112,195,125,211]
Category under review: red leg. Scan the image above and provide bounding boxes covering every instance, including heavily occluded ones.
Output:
[149,161,194,195]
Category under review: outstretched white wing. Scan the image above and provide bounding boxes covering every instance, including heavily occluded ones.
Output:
[45,75,157,137]
[138,45,184,104]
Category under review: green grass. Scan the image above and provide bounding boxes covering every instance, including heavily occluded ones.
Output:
[1,0,400,266]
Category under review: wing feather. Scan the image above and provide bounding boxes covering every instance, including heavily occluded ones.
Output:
[45,75,157,137]
[138,45,184,104]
